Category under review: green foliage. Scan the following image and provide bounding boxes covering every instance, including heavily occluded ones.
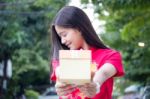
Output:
[0,0,68,98]
[121,13,150,42]
[25,89,39,99]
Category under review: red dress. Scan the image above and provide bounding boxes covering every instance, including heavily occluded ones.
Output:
[50,47,125,99]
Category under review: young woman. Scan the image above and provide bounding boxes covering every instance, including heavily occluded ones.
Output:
[50,6,125,99]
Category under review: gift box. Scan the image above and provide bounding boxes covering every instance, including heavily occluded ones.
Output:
[59,50,91,85]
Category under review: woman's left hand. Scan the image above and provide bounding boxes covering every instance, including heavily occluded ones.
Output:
[78,82,98,98]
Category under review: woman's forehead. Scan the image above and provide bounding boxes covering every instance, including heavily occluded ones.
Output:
[55,25,67,33]
[55,25,65,30]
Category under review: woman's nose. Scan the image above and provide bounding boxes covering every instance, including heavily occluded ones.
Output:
[61,38,66,44]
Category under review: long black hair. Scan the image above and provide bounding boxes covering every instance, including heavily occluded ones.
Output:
[50,6,108,60]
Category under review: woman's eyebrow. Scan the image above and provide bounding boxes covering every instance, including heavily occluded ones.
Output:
[58,31,65,36]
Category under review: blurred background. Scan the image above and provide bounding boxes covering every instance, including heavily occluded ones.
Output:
[0,0,150,99]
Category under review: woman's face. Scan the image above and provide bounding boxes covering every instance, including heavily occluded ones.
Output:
[55,25,88,50]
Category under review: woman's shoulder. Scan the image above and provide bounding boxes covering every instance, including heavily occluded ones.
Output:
[95,48,120,55]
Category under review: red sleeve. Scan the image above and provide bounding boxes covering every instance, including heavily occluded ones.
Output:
[105,51,125,77]
[50,59,59,81]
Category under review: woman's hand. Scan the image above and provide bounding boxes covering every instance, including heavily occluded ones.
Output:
[55,81,76,96]
[78,82,99,98]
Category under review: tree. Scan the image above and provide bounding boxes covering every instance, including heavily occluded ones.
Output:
[81,0,150,85]
[0,0,69,98]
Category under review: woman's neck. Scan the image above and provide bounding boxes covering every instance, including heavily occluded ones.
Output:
[82,42,90,50]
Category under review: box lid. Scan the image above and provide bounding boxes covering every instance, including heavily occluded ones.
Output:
[59,50,91,59]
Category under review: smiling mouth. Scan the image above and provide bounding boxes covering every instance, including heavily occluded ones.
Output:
[67,44,71,48]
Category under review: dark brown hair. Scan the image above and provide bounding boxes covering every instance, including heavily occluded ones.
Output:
[51,6,108,60]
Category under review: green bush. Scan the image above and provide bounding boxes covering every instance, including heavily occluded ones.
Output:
[25,89,39,99]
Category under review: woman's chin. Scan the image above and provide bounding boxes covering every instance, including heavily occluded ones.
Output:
[69,47,76,50]
[70,48,75,50]
[70,47,81,50]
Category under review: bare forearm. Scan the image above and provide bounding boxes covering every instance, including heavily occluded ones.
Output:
[93,63,117,86]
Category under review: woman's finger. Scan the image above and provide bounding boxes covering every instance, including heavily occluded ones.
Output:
[55,83,76,96]
[78,83,97,98]
[56,86,76,96]
[55,81,66,88]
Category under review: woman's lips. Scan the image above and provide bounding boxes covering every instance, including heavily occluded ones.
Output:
[67,43,71,48]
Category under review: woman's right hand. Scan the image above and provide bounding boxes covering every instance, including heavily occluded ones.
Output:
[55,66,77,97]
[55,81,76,96]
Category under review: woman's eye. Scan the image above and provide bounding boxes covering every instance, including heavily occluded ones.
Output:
[62,33,67,37]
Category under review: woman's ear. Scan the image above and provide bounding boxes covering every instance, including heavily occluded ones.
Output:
[75,27,81,32]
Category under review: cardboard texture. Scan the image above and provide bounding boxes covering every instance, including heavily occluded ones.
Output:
[59,50,91,85]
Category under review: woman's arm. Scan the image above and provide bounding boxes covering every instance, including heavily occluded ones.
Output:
[93,63,117,86]
[78,63,117,98]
